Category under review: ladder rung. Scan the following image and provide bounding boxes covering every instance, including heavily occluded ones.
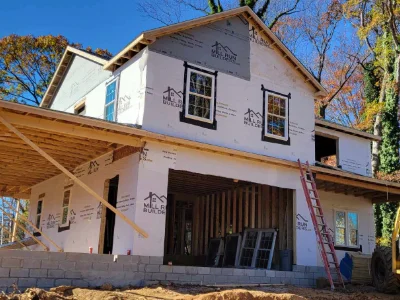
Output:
[326,251,335,255]
[316,214,323,217]
[312,205,321,209]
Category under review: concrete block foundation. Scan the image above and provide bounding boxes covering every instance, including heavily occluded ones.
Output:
[0,250,328,292]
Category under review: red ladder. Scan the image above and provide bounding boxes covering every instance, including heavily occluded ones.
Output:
[297,160,345,290]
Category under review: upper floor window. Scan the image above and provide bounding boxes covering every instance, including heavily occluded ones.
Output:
[265,93,288,140]
[261,85,290,145]
[180,62,218,130]
[335,210,358,247]
[105,79,118,121]
[186,70,215,123]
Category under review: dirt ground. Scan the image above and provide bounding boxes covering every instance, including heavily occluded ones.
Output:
[1,284,398,300]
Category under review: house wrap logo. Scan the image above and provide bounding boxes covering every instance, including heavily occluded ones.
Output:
[244,108,262,128]
[163,87,183,108]
[249,26,272,48]
[211,41,237,63]
[296,213,311,231]
[143,192,167,215]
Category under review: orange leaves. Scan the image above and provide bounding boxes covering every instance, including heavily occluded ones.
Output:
[0,34,112,106]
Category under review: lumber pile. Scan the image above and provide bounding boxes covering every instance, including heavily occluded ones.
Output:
[350,253,372,284]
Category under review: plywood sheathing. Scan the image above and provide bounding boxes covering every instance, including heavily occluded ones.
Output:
[1,100,400,202]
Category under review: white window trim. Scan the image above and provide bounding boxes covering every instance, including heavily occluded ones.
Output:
[61,190,71,225]
[104,78,119,122]
[36,199,44,228]
[185,68,215,124]
[334,209,359,248]
[264,92,289,141]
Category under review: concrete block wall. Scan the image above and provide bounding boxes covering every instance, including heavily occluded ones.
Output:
[0,250,328,292]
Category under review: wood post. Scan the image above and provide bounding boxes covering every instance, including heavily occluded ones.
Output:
[11,199,20,242]
[0,222,30,250]
[2,199,63,252]
[0,115,149,238]
[0,206,49,251]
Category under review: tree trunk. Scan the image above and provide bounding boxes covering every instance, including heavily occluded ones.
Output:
[318,104,327,119]
[372,77,386,176]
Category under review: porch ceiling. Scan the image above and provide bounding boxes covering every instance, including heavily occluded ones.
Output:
[0,101,143,199]
[316,178,400,203]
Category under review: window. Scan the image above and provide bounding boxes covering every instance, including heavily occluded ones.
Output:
[335,211,358,247]
[265,93,288,140]
[261,86,290,145]
[238,228,277,269]
[104,79,118,121]
[181,63,217,130]
[315,134,339,167]
[186,70,215,122]
[36,199,43,228]
[61,190,71,225]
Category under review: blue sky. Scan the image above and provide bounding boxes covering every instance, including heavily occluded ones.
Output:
[0,0,200,54]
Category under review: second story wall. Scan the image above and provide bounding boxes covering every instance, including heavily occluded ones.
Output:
[315,126,372,176]
[141,17,316,163]
[63,50,147,127]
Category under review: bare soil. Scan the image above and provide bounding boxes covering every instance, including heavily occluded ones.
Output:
[1,284,398,300]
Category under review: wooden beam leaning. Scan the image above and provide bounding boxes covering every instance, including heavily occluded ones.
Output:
[2,199,63,252]
[0,111,143,148]
[0,222,31,250]
[0,115,149,239]
[0,206,48,251]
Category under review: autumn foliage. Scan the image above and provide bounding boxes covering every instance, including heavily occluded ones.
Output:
[0,34,112,106]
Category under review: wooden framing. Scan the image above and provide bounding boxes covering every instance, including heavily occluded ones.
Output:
[0,115,148,238]
[0,223,31,250]
[0,205,49,251]
[2,198,63,252]
[98,179,110,254]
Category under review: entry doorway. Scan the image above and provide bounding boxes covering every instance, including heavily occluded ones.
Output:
[103,175,119,254]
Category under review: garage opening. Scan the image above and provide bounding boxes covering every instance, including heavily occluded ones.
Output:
[164,169,294,270]
[315,134,339,167]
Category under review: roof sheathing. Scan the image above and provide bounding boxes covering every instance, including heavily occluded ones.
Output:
[104,6,327,97]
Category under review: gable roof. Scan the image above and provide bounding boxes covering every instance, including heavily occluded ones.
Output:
[40,46,110,108]
[104,6,327,97]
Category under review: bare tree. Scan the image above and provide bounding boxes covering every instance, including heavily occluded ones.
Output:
[138,0,303,30]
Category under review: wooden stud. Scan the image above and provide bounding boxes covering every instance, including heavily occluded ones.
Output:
[271,187,277,228]
[210,194,214,238]
[238,188,243,233]
[215,193,220,237]
[205,195,210,253]
[251,185,256,228]
[221,192,225,237]
[227,190,231,234]
[232,189,237,233]
[2,198,63,252]
[279,189,285,250]
[244,187,249,228]
[287,189,294,250]
[257,185,262,228]
[199,196,204,255]
[0,206,48,251]
[193,197,199,255]
[0,223,30,250]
